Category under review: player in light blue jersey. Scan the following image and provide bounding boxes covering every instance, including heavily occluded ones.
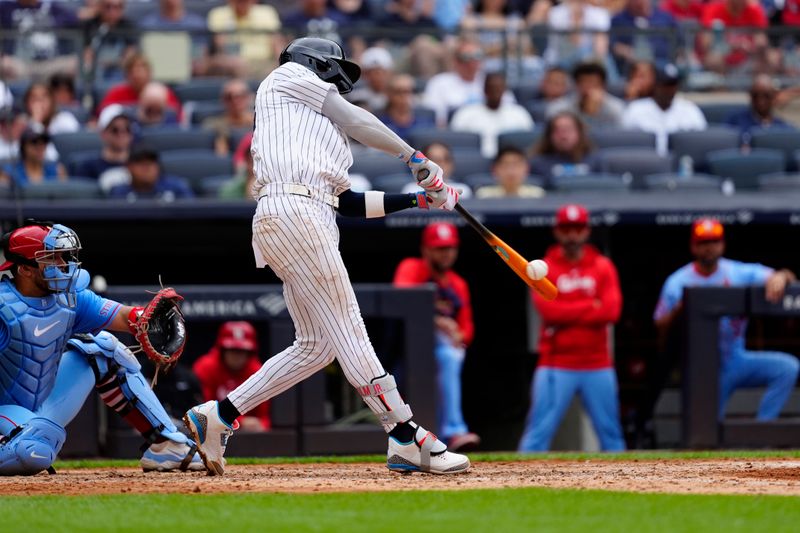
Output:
[0,221,203,475]
[654,218,799,420]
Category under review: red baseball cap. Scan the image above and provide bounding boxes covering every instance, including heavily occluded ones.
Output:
[691,218,724,243]
[0,224,50,271]
[555,204,589,227]
[421,222,459,248]
[217,321,258,352]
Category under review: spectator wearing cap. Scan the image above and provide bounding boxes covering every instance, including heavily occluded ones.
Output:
[546,62,625,130]
[74,104,133,190]
[451,72,535,158]
[348,47,395,113]
[475,147,545,199]
[725,74,795,146]
[621,63,706,156]
[610,0,679,75]
[202,79,254,157]
[531,111,602,186]
[1,126,66,186]
[193,321,271,431]
[108,144,194,200]
[653,219,799,422]
[519,204,625,453]
[394,222,480,453]
[423,36,515,126]
[379,74,435,142]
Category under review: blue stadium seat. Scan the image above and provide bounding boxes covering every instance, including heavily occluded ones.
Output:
[750,129,800,171]
[189,101,225,125]
[414,107,436,124]
[350,149,408,180]
[590,129,657,149]
[668,127,740,173]
[371,173,411,193]
[461,173,496,191]
[698,102,748,125]
[51,131,102,157]
[198,175,236,198]
[497,129,542,152]
[19,178,102,200]
[756,172,800,192]
[600,148,672,188]
[450,149,492,179]
[706,148,785,190]
[139,128,216,152]
[643,173,722,192]
[408,129,481,150]
[160,150,233,188]
[173,78,227,104]
[65,149,104,175]
[550,173,630,192]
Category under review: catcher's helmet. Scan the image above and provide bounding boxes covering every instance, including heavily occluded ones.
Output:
[279,37,361,95]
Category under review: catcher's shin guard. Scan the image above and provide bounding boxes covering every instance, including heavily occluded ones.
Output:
[359,373,413,428]
[0,417,66,476]
[67,332,185,444]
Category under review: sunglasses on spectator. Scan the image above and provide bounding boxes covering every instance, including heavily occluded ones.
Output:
[223,91,248,101]
[27,138,48,145]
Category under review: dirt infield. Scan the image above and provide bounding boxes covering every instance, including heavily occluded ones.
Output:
[2,459,800,497]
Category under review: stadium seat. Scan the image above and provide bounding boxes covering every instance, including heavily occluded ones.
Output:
[350,149,408,179]
[590,129,657,150]
[160,150,233,189]
[550,173,630,192]
[643,173,722,192]
[461,173,496,190]
[371,173,411,193]
[19,178,102,200]
[139,128,216,152]
[706,148,785,190]
[407,129,481,150]
[497,129,542,152]
[65,149,104,175]
[668,127,739,172]
[756,172,800,192]
[51,132,102,157]
[173,78,227,104]
[750,130,800,171]
[698,102,748,125]
[189,101,225,125]
[414,107,436,124]
[198,175,235,198]
[600,148,672,188]
[451,149,492,179]
[524,101,548,123]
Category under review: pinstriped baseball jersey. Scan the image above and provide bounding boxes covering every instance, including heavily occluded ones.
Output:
[252,62,353,197]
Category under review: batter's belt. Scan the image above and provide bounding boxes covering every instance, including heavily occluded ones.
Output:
[256,183,339,208]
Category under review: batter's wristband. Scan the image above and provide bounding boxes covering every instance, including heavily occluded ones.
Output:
[414,191,429,210]
[127,306,144,334]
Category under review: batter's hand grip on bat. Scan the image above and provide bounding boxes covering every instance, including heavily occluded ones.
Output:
[454,203,558,301]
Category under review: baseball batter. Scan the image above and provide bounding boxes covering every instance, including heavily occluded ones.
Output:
[185,38,469,475]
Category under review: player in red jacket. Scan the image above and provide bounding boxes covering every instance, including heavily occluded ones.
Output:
[519,204,625,451]
[192,322,270,431]
[393,222,479,452]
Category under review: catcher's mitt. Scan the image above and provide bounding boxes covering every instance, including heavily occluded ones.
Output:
[129,287,186,369]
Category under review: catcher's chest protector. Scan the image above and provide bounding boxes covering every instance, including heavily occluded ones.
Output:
[0,280,76,411]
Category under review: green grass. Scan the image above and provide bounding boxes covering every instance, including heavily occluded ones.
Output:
[54,449,800,470]
[2,487,797,532]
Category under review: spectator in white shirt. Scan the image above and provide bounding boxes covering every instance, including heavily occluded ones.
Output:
[423,36,515,126]
[546,61,626,129]
[621,63,706,155]
[451,72,535,158]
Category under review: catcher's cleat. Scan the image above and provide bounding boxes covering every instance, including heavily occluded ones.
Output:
[387,425,470,475]
[140,440,205,472]
[183,401,235,476]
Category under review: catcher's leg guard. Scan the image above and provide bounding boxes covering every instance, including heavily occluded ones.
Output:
[0,417,66,476]
[358,373,413,429]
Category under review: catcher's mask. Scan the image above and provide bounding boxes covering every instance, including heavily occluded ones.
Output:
[0,222,82,307]
[279,37,361,95]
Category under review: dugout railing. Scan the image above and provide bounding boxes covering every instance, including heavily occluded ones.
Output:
[683,285,800,449]
[62,284,436,458]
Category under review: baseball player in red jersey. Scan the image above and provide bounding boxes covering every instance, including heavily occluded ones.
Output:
[394,222,480,452]
[184,37,469,475]
[518,204,626,451]
[192,322,270,431]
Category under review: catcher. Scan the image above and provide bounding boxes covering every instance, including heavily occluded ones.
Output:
[0,221,201,475]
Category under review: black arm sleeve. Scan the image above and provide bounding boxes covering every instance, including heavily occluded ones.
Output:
[336,189,423,218]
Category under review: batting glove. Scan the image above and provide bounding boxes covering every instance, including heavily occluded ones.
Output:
[426,184,461,211]
[407,151,444,192]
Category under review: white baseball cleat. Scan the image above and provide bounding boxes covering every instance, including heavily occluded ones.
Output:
[140,440,206,472]
[387,425,470,474]
[183,401,235,476]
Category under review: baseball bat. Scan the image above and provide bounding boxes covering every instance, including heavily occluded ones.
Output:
[454,203,558,301]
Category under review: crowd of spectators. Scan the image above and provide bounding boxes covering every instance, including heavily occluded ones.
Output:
[1,0,800,200]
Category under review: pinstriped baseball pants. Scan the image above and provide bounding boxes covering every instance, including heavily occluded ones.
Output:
[227,193,393,429]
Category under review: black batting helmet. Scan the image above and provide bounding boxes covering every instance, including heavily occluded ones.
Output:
[279,37,361,95]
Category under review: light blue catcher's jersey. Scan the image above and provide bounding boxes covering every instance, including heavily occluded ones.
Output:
[0,271,122,411]
[654,258,773,359]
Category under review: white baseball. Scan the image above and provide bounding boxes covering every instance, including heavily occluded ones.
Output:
[526,259,548,281]
[92,275,108,293]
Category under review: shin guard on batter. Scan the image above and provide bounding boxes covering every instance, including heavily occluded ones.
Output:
[0,417,66,475]
[359,373,413,431]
